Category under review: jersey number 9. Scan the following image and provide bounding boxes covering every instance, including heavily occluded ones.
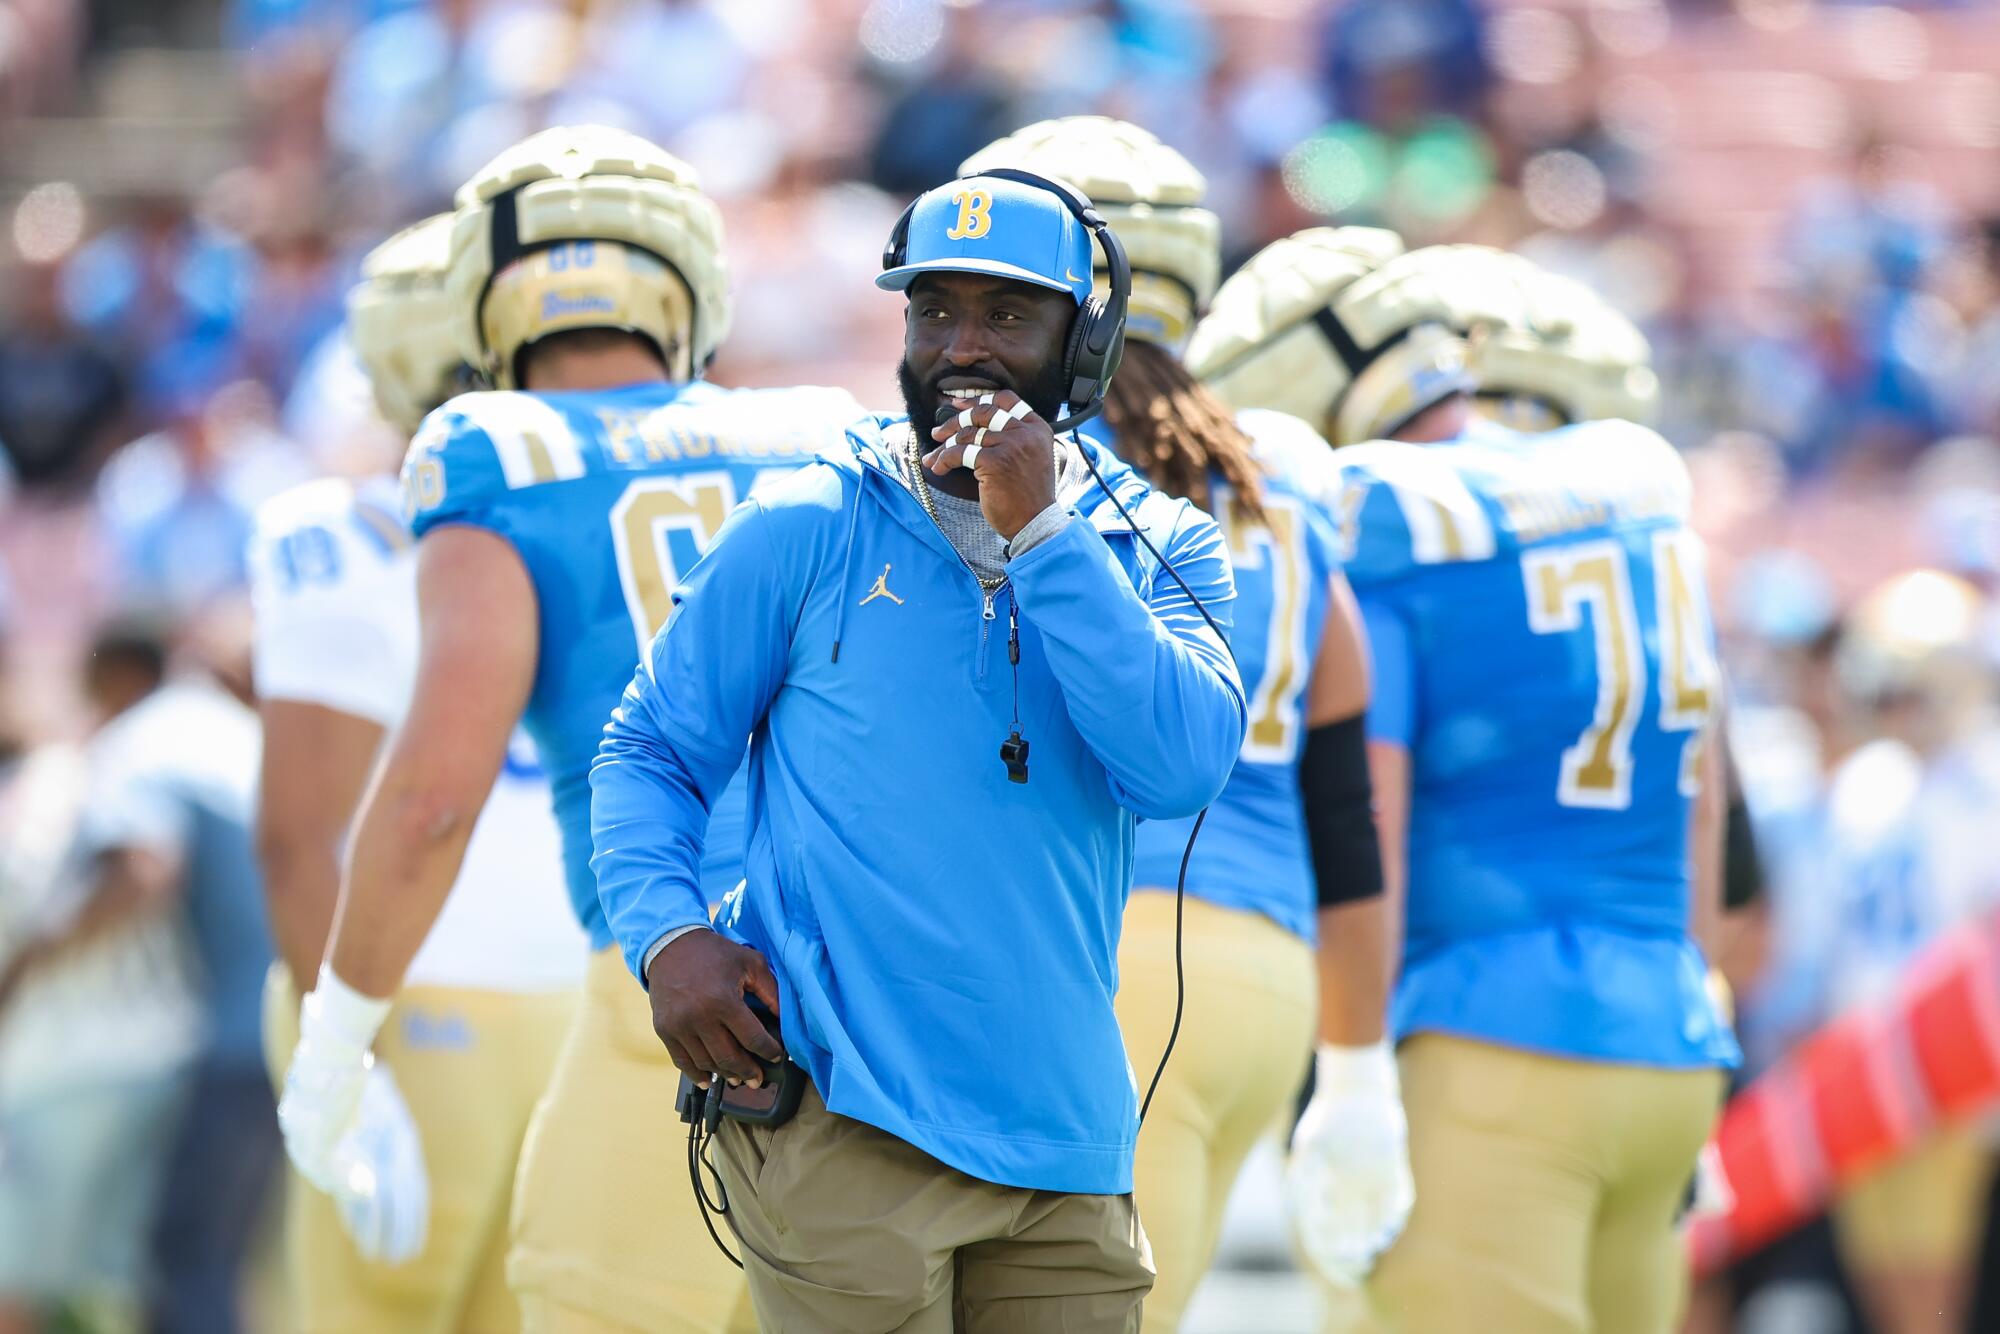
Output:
[609,469,794,655]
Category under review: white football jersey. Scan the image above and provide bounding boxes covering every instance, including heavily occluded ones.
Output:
[1811,728,2000,1019]
[249,474,585,992]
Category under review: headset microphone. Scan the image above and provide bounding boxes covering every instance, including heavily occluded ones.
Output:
[1049,399,1105,434]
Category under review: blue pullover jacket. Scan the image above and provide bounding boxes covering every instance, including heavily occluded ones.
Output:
[590,416,1245,1193]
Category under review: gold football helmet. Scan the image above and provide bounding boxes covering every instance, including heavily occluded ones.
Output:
[1839,569,1992,726]
[345,213,462,434]
[1186,226,1481,445]
[1448,248,1660,429]
[961,116,1220,349]
[446,124,731,389]
[1191,237,1659,439]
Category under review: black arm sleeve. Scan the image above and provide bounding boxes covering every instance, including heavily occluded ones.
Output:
[1300,712,1384,908]
[1724,783,1765,911]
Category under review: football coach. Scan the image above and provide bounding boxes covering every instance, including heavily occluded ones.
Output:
[589,169,1245,1332]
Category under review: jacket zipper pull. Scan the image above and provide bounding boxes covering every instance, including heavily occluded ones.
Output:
[982,589,997,621]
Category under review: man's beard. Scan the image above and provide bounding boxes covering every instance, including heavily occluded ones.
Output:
[896,357,1070,439]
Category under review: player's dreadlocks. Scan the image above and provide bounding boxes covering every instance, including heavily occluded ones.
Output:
[1103,339,1267,528]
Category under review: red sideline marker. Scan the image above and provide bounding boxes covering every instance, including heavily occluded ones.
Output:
[1689,911,2000,1276]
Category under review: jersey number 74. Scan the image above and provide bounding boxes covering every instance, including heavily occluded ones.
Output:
[1522,529,1718,810]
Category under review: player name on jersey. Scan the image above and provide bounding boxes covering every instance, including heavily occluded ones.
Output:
[595,394,853,469]
[1488,434,1689,545]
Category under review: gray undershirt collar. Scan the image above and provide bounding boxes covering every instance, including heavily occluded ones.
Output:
[889,424,1088,583]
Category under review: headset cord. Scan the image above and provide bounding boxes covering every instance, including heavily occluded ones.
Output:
[687,1099,744,1269]
[1065,438,1235,1125]
[1140,806,1206,1123]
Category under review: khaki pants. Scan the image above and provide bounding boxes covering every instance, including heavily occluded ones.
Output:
[508,948,759,1333]
[711,1084,1154,1332]
[261,966,574,1334]
[1326,1035,1724,1334]
[1115,890,1316,1331]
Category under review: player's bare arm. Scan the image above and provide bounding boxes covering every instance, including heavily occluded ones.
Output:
[1689,711,1730,958]
[1363,747,1410,953]
[257,699,384,984]
[327,528,537,998]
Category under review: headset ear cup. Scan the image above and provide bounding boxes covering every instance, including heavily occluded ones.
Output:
[1063,302,1093,384]
[1065,299,1106,411]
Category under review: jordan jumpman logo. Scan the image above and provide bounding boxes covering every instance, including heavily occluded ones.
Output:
[859,563,904,606]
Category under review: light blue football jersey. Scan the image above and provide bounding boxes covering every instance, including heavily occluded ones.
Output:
[1342,418,1739,1068]
[402,379,863,950]
[1084,409,1343,942]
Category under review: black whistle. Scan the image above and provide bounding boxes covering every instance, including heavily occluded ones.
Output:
[1000,730,1030,784]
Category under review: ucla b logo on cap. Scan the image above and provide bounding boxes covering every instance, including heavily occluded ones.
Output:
[877,174,1095,306]
[946,188,993,241]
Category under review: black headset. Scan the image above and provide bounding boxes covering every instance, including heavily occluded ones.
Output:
[883,167,1130,432]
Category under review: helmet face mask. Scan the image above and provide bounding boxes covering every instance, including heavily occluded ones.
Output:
[1335,321,1472,447]
[446,124,730,392]
[1471,391,1569,435]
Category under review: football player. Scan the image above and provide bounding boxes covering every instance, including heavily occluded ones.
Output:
[250,213,585,1331]
[960,118,1413,1327]
[1192,243,1739,1333]
[273,126,860,1333]
[1814,570,1999,1334]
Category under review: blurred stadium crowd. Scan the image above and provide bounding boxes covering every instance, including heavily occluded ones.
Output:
[6,0,2000,1330]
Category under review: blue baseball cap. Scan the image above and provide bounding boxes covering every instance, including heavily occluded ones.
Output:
[879,174,1093,306]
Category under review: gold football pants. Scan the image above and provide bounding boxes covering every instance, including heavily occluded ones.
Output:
[1323,1034,1724,1334]
[1116,890,1317,1332]
[507,947,760,1333]
[262,966,574,1334]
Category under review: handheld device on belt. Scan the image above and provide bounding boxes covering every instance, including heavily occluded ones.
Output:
[675,997,806,1130]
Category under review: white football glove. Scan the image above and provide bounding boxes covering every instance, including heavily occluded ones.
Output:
[328,1064,430,1263]
[1286,1041,1415,1287]
[277,966,429,1264]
